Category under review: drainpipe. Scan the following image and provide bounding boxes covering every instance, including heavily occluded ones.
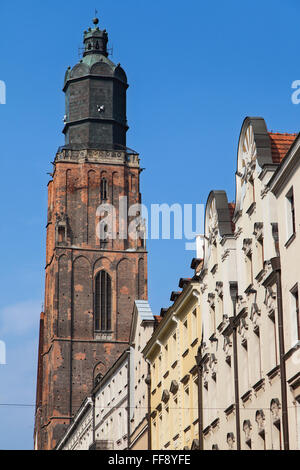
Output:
[229,282,241,451]
[271,257,289,450]
[145,360,152,450]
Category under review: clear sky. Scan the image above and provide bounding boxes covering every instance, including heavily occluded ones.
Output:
[0,0,300,450]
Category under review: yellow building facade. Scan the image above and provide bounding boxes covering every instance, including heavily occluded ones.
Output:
[143,279,202,450]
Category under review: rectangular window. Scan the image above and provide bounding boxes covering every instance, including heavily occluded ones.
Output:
[246,252,253,286]
[286,187,296,241]
[152,419,157,450]
[191,309,197,343]
[249,177,255,204]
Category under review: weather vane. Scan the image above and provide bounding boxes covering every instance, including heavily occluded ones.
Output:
[93,8,99,25]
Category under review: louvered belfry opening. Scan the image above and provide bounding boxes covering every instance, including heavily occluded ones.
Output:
[95,271,112,331]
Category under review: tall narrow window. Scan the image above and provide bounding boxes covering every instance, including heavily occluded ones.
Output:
[286,187,296,241]
[95,271,112,331]
[100,178,108,201]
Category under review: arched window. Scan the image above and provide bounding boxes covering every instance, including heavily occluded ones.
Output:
[94,271,112,331]
[100,178,108,201]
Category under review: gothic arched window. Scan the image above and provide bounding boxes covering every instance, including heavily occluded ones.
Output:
[100,178,108,201]
[94,271,112,331]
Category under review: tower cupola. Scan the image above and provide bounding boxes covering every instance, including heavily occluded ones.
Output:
[63,18,128,150]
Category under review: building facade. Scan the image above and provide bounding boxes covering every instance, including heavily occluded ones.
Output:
[57,349,130,451]
[141,116,300,451]
[35,18,147,450]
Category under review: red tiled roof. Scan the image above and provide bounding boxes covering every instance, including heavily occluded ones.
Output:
[268,132,297,164]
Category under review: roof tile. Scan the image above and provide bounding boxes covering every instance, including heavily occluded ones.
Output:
[268,132,297,164]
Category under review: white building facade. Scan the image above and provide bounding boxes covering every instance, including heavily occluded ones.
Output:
[197,117,300,450]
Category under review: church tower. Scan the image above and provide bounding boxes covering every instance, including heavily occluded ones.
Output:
[34,18,148,450]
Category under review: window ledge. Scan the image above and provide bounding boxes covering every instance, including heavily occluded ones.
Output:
[285,232,296,249]
[182,348,189,358]
[253,378,265,393]
[203,425,211,436]
[224,404,235,417]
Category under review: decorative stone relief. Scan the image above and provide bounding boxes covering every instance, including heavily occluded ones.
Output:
[242,238,253,256]
[207,198,218,245]
[264,286,277,317]
[253,222,263,240]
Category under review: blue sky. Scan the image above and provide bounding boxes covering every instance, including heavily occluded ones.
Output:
[0,0,300,449]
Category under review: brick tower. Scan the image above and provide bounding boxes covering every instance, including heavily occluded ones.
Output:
[34,17,148,450]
